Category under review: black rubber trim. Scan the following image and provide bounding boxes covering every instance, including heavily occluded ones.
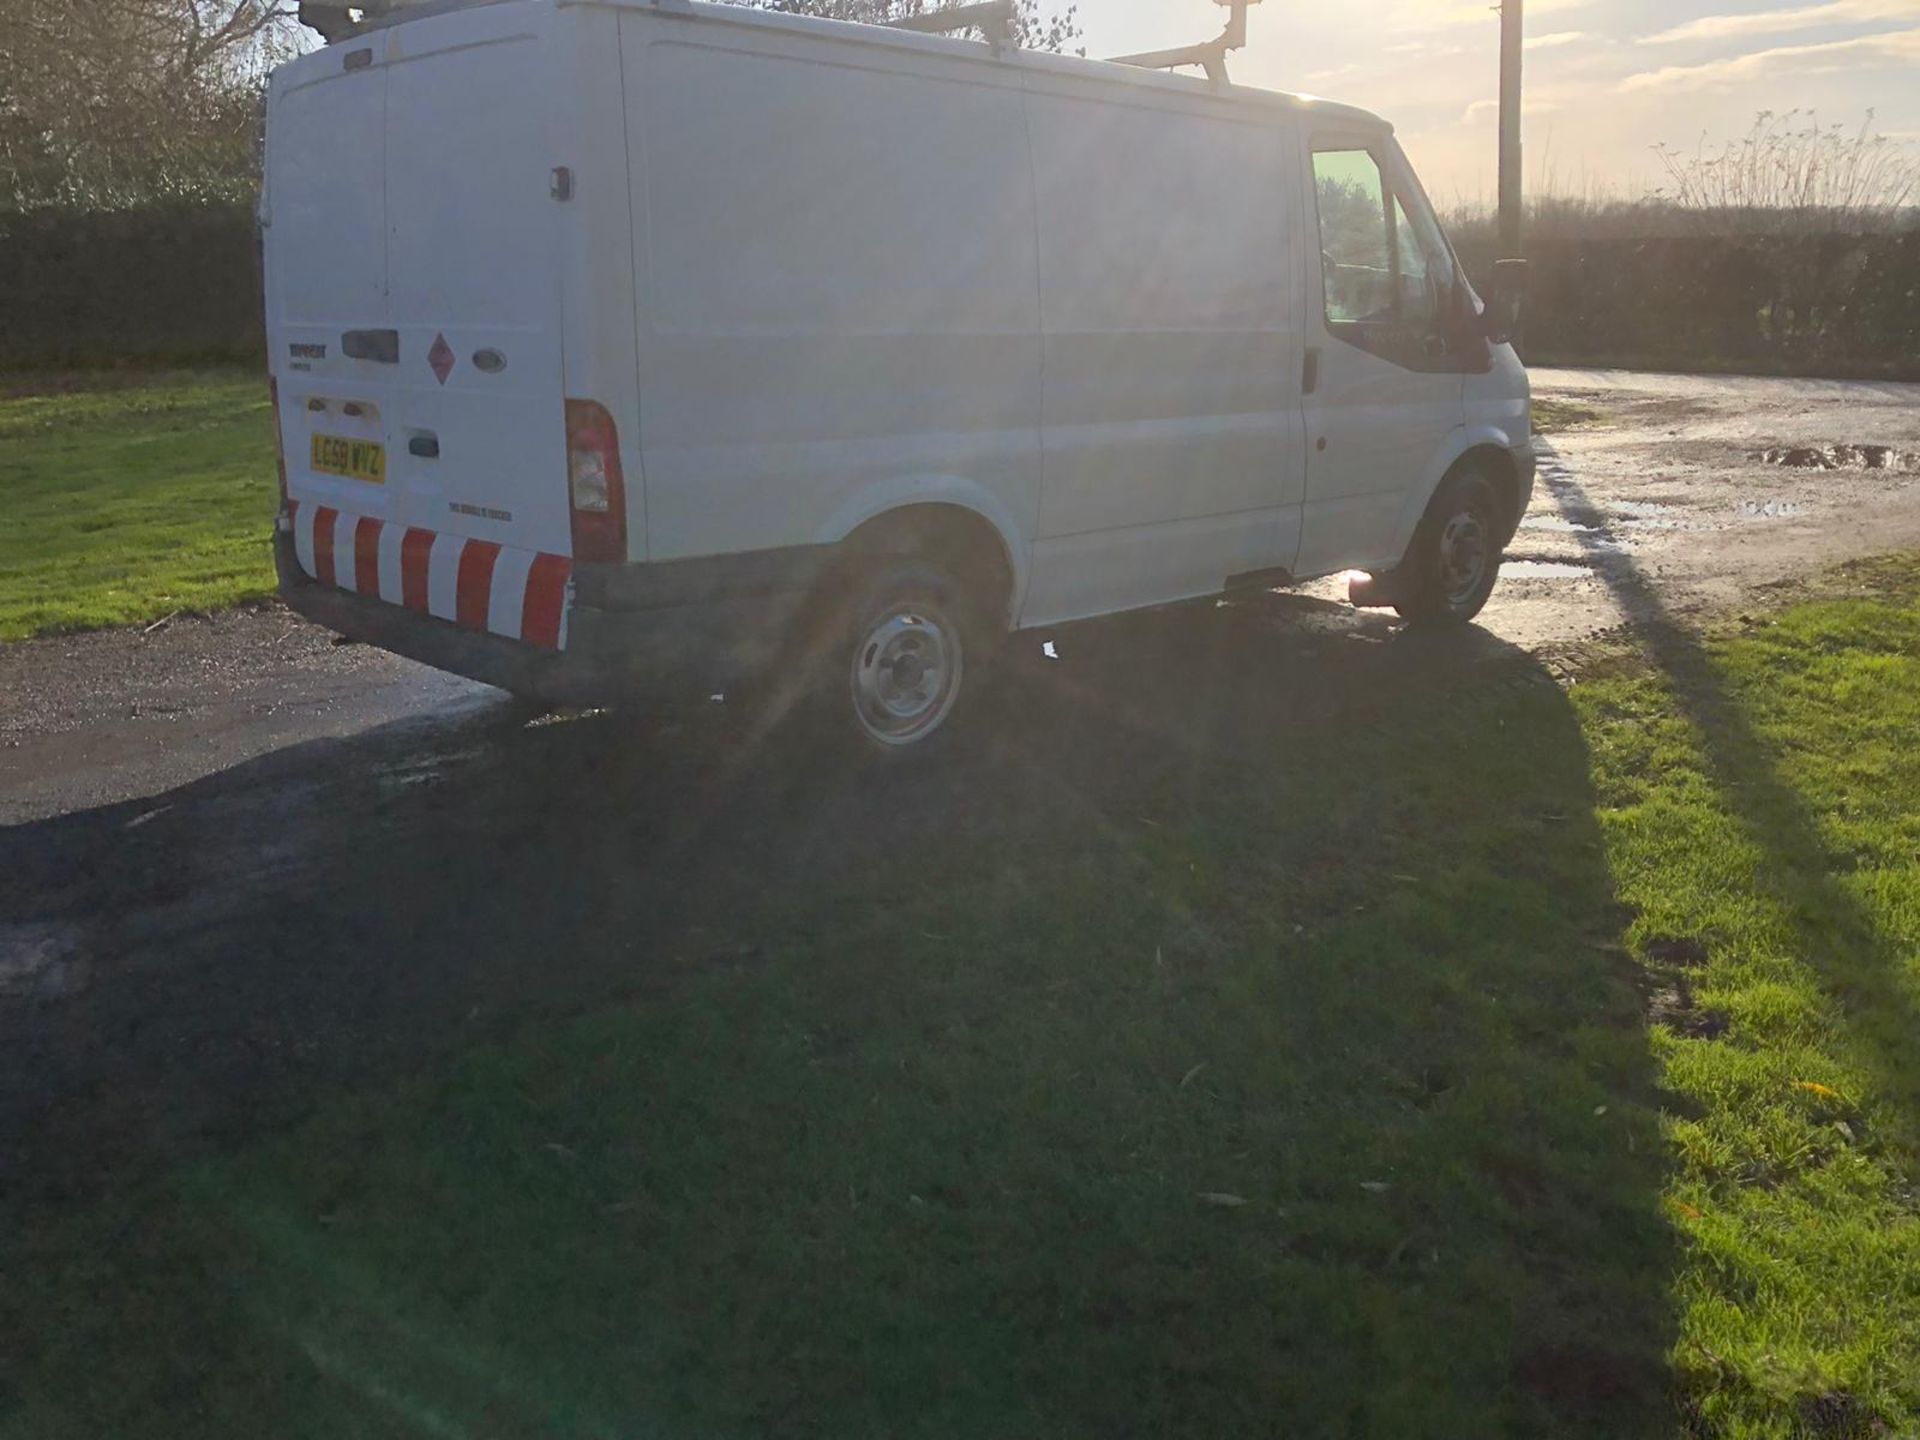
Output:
[275,531,818,704]
[571,543,833,611]
[1324,319,1493,375]
[1225,565,1296,591]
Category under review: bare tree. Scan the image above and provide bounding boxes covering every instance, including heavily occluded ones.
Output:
[0,0,298,208]
[1,0,1077,209]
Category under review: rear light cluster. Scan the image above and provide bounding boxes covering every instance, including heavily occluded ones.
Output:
[565,397,627,564]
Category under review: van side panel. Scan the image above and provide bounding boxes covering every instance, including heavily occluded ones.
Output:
[1018,83,1304,627]
[621,16,1042,565]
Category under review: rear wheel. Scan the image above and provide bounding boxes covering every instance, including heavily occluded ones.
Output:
[1393,468,1505,627]
[802,559,983,755]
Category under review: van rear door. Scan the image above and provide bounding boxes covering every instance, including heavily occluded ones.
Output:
[267,5,573,571]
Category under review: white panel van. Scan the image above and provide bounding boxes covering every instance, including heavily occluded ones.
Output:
[263,0,1534,750]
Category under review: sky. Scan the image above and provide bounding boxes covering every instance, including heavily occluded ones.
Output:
[1073,0,1920,202]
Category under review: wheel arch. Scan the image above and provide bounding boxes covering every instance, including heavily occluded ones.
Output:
[817,479,1028,632]
[1387,427,1528,566]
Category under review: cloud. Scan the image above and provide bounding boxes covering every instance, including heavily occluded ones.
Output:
[1390,0,1593,30]
[1639,0,1920,45]
[1622,25,1920,87]
[1526,30,1594,49]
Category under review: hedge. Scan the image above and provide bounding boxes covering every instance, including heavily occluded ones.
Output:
[4,203,1916,379]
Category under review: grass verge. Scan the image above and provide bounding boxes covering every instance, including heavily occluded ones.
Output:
[1532,393,1610,433]
[5,564,1919,1437]
[0,368,276,640]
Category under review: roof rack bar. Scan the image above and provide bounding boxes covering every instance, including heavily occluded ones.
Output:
[1109,39,1230,84]
[1110,0,1259,85]
[888,0,1017,53]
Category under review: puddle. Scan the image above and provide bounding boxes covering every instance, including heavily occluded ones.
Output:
[1519,515,1604,534]
[372,744,486,793]
[1609,500,1679,519]
[1760,444,1919,471]
[0,923,88,1001]
[1605,499,1703,532]
[1503,560,1593,580]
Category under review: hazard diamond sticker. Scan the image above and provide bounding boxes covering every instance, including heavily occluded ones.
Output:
[428,332,456,385]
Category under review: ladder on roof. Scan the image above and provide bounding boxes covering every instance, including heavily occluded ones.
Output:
[893,0,1264,84]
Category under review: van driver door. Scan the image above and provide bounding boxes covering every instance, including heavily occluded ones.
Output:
[1294,135,1471,580]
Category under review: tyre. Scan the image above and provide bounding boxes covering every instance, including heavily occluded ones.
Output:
[825,559,980,754]
[1392,467,1505,627]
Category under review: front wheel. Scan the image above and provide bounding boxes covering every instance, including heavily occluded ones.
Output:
[1393,468,1505,627]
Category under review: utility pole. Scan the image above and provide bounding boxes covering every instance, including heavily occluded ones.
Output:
[1498,0,1524,255]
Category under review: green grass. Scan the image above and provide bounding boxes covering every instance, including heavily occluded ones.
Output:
[6,566,1920,1436]
[1532,394,1609,432]
[1581,567,1920,1434]
[0,368,277,640]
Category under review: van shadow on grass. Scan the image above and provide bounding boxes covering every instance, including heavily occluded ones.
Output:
[1,591,1676,1438]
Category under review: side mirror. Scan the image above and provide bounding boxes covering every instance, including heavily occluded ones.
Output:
[1482,257,1528,346]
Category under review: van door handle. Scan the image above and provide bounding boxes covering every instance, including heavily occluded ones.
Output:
[408,432,440,459]
[1302,347,1320,396]
[342,328,399,364]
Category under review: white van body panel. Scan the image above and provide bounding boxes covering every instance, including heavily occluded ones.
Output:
[1016,71,1304,626]
[553,2,647,561]
[264,0,1530,702]
[267,4,575,558]
[623,16,1042,572]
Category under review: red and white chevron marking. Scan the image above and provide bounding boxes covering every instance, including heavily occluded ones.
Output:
[289,501,571,650]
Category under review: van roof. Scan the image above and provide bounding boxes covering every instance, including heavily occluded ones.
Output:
[339,0,1393,132]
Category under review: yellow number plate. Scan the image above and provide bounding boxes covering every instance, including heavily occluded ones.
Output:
[310,434,386,484]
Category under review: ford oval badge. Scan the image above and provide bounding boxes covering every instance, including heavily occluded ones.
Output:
[472,347,507,374]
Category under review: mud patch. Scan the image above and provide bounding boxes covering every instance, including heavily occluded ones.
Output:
[1761,444,1918,472]
[1645,971,1730,1039]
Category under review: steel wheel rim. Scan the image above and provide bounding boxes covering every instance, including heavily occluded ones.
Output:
[849,605,963,746]
[1438,508,1490,605]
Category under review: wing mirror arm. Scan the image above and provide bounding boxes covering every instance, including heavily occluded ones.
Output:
[1481,257,1529,346]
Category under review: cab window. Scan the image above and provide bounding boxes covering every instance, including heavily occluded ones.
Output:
[1311,143,1464,367]
[1312,148,1396,324]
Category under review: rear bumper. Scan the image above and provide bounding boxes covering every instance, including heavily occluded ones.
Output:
[275,531,828,704]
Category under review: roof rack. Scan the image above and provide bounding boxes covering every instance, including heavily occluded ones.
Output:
[299,0,1023,47]
[886,0,1017,54]
[1109,0,1261,85]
